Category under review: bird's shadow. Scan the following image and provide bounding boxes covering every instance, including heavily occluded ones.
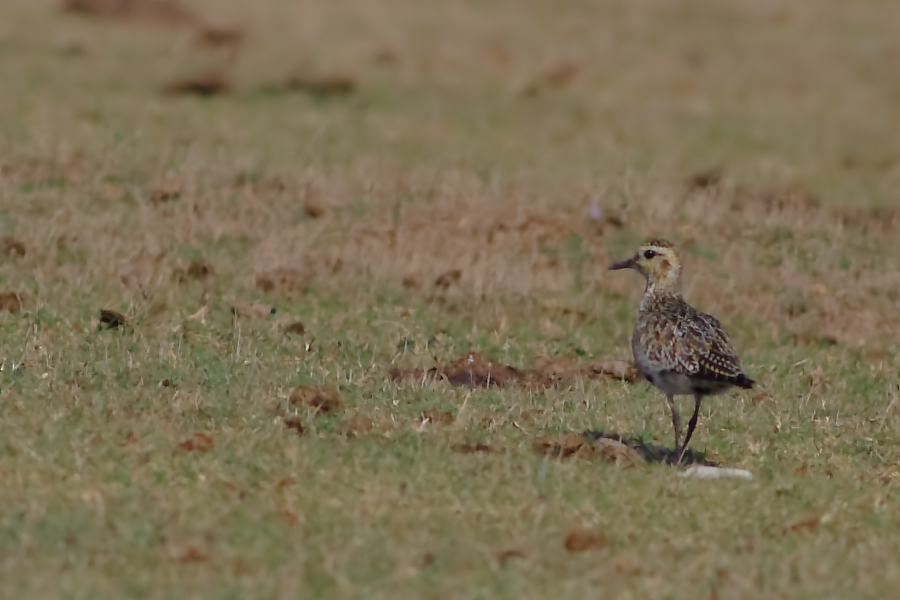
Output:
[582,430,716,466]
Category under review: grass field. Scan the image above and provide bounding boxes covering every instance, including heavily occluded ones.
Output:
[2,0,900,597]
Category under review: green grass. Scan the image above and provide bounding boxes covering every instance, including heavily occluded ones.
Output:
[2,0,900,598]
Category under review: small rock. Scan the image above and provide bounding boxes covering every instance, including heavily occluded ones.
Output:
[679,466,753,480]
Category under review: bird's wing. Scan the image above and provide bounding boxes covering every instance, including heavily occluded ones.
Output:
[670,311,745,383]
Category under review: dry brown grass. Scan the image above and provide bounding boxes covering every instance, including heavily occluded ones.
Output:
[1,0,900,598]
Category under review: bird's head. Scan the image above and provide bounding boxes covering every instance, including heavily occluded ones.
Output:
[609,238,682,292]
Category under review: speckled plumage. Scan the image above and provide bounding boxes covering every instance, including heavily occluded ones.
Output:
[610,239,754,461]
[634,293,752,395]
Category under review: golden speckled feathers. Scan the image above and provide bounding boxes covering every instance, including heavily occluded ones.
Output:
[634,295,751,388]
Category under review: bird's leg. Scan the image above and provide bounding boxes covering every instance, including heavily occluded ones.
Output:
[678,394,703,463]
[666,394,680,461]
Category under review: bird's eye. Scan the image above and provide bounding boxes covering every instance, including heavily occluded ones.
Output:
[643,249,657,260]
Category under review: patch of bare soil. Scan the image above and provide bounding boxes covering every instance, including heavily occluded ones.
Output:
[533,431,713,466]
[441,352,531,387]
[390,351,553,389]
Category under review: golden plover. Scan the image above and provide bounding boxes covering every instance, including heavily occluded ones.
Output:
[610,239,754,461]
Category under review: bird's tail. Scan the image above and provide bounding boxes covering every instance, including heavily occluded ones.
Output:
[735,374,755,389]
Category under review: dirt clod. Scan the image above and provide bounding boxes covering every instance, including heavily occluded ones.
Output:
[534,356,578,377]
[256,268,309,293]
[564,528,608,552]
[452,442,492,454]
[99,309,126,329]
[304,202,329,218]
[148,180,182,203]
[522,60,579,96]
[289,386,342,415]
[283,417,304,434]
[614,553,640,574]
[496,549,526,564]
[782,515,822,536]
[589,359,639,382]
[391,351,556,389]
[187,261,214,280]
[231,299,276,318]
[388,367,425,382]
[284,321,306,335]
[0,293,22,313]
[336,414,374,437]
[533,434,642,467]
[533,435,587,459]
[176,546,208,563]
[441,352,523,387]
[434,269,462,289]
[590,438,643,467]
[422,410,454,425]
[178,433,214,452]
[165,73,231,96]
[687,169,721,190]
[0,236,25,257]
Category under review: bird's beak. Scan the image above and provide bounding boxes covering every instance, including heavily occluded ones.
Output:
[609,256,636,271]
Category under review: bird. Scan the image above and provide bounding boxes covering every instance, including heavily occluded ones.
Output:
[609,239,754,462]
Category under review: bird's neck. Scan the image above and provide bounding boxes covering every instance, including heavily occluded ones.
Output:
[640,277,683,312]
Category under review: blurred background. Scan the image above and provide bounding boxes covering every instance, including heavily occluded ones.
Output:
[3,0,899,204]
